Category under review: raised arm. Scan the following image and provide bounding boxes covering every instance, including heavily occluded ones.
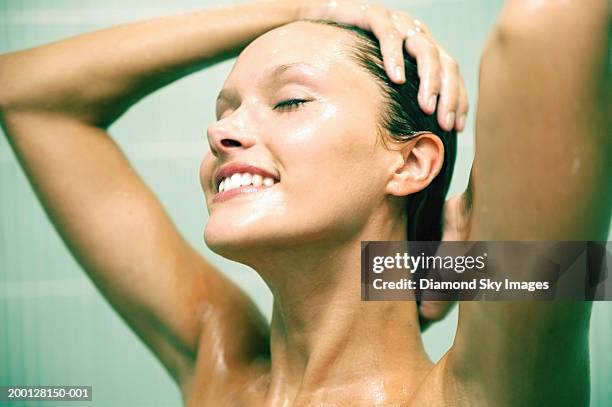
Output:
[0,2,300,126]
[0,0,469,391]
[449,0,610,405]
[0,1,300,386]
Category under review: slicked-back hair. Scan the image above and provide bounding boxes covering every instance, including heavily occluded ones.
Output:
[306,20,457,241]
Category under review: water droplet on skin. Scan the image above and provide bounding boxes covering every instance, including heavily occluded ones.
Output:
[571,159,581,175]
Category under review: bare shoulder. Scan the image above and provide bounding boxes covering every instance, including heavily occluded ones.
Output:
[183,349,270,406]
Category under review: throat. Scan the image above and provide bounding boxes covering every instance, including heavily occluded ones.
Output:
[251,219,431,403]
[266,293,432,403]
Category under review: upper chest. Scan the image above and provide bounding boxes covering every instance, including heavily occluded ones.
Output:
[182,357,458,407]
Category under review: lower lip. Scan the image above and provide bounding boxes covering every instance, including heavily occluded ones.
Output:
[212,184,276,203]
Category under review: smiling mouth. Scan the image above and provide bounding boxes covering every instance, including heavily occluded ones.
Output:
[217,172,277,193]
[213,172,279,203]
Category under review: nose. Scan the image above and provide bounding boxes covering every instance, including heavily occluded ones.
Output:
[206,113,256,157]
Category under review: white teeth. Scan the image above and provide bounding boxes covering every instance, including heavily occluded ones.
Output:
[240,173,253,186]
[217,172,277,192]
[230,173,242,189]
[252,174,263,187]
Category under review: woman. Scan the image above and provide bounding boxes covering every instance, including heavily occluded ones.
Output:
[0,0,609,406]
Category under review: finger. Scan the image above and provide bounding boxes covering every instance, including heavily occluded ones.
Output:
[455,76,469,132]
[396,14,432,38]
[411,18,431,37]
[366,7,406,83]
[418,300,456,332]
[404,33,441,115]
[436,54,461,132]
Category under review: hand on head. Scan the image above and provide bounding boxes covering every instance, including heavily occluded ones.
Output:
[298,0,469,132]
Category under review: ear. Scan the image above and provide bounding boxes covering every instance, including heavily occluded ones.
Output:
[385,133,445,197]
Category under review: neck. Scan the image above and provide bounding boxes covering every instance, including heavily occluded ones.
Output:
[249,211,433,403]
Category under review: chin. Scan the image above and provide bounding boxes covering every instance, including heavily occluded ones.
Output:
[204,226,247,257]
[203,222,279,262]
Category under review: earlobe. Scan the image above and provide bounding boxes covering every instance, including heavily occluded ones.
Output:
[386,133,444,197]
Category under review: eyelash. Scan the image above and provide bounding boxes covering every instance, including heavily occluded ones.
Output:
[273,98,309,111]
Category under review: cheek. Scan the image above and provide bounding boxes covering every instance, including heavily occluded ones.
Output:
[278,104,381,186]
[271,101,379,168]
[272,110,386,225]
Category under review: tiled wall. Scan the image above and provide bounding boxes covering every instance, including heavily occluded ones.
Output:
[1,1,610,406]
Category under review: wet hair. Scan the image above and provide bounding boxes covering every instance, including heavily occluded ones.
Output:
[306,20,457,241]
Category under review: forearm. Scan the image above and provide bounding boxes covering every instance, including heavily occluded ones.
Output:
[0,0,298,126]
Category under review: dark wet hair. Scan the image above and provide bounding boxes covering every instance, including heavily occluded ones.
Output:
[306,20,457,241]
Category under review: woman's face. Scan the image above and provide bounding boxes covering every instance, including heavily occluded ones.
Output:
[200,22,395,257]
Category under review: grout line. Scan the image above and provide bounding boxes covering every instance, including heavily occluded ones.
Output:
[0,141,208,163]
[0,277,96,299]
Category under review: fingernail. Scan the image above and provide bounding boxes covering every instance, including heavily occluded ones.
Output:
[457,114,466,130]
[394,66,404,82]
[445,112,456,130]
[428,94,437,112]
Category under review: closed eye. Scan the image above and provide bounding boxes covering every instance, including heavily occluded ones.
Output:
[273,98,310,111]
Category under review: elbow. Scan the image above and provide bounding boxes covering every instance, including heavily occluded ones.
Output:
[0,58,10,111]
[0,54,116,127]
[0,53,56,114]
[0,54,28,113]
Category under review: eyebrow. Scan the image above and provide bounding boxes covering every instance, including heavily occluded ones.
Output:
[215,62,320,103]
[269,62,319,79]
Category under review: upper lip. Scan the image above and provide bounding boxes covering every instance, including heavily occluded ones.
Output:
[213,162,280,191]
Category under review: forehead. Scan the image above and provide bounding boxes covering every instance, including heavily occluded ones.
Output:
[225,22,368,88]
